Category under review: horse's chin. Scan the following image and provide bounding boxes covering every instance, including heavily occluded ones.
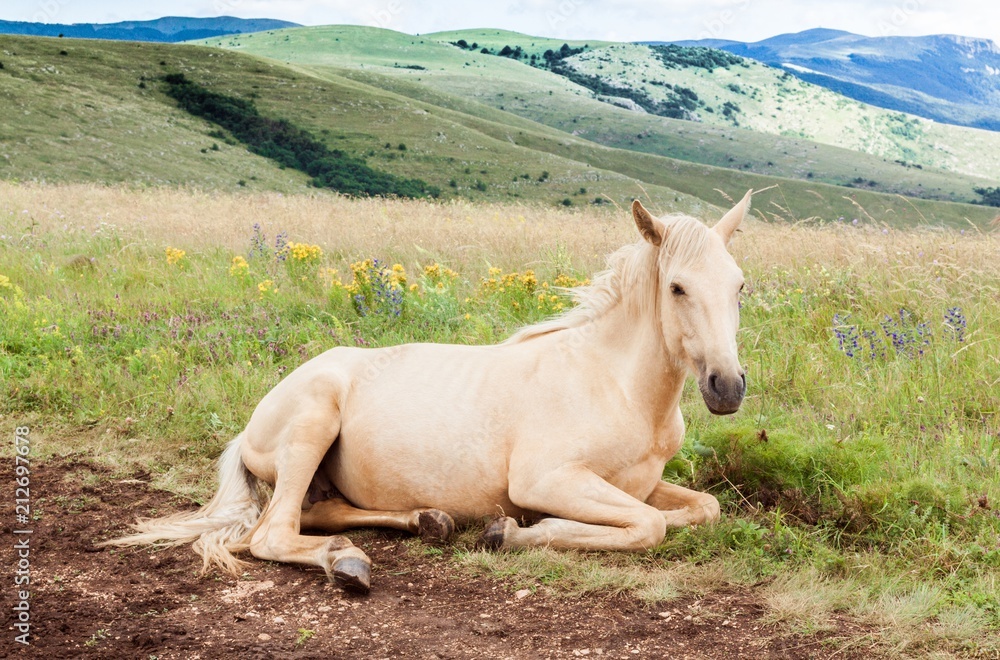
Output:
[703,398,742,416]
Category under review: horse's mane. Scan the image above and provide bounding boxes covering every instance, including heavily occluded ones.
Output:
[505,214,711,344]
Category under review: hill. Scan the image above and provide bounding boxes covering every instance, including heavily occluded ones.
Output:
[202,25,1000,205]
[0,16,299,43]
[667,28,1000,131]
[0,34,702,212]
[432,30,1000,185]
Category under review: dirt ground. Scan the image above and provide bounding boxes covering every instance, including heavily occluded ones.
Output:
[2,458,869,659]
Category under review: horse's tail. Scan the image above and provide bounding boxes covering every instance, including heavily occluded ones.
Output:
[99,434,264,575]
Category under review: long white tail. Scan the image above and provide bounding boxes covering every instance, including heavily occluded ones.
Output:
[101,435,265,575]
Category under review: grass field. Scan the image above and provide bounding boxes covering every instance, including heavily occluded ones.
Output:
[2,182,998,655]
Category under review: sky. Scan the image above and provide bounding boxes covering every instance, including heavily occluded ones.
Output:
[4,0,1000,45]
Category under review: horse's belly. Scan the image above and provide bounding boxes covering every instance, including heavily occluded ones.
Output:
[327,435,520,521]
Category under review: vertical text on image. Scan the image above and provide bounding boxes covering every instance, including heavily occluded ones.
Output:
[13,426,33,646]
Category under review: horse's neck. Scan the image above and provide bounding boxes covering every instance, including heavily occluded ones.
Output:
[568,298,687,416]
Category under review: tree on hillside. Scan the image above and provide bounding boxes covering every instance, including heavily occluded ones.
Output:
[973,186,1000,207]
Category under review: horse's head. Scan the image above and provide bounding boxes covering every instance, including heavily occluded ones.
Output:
[632,192,751,415]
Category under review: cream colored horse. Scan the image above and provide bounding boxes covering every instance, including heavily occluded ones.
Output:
[105,191,751,594]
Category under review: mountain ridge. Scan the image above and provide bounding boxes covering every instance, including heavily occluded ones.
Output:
[658,28,1000,131]
[0,16,299,43]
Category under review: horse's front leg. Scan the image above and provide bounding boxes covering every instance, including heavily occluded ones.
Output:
[645,480,721,527]
[481,465,667,552]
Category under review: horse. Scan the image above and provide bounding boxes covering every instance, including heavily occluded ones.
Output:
[103,191,752,594]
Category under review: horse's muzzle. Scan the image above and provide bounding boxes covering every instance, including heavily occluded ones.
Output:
[699,370,745,415]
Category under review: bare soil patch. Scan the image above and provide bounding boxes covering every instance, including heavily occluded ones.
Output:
[2,459,867,658]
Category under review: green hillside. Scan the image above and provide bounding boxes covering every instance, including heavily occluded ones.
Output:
[202,26,999,206]
[0,34,703,212]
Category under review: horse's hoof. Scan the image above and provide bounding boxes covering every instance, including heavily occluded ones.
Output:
[477,516,513,550]
[331,557,371,595]
[418,509,455,544]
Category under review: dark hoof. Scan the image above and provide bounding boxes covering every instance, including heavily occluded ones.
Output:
[331,557,371,595]
[418,509,455,544]
[477,516,512,550]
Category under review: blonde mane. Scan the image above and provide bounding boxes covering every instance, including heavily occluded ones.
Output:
[505,214,711,344]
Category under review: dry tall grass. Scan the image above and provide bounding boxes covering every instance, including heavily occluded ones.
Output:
[4,182,997,284]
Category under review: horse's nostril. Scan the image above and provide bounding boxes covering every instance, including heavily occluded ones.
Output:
[708,373,719,394]
[740,372,746,392]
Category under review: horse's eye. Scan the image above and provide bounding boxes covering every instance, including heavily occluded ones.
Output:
[670,283,685,296]
[739,283,745,293]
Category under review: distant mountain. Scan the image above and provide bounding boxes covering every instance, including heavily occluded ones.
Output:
[658,28,1000,131]
[0,16,299,43]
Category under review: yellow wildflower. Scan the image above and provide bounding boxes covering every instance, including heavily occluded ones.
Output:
[285,242,323,263]
[258,279,275,296]
[165,247,186,265]
[390,263,407,287]
[0,274,11,289]
[229,256,249,276]
[553,273,590,288]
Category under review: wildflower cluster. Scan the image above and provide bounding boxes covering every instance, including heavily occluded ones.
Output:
[346,259,404,318]
[423,263,459,281]
[420,262,458,291]
[0,274,12,289]
[165,247,186,266]
[833,307,966,362]
[943,307,966,343]
[480,268,542,312]
[552,273,591,288]
[282,242,322,264]
[390,263,407,288]
[257,279,276,297]
[229,255,249,277]
[274,231,289,262]
[248,224,292,263]
[881,310,931,358]
[249,223,268,260]
[481,267,537,293]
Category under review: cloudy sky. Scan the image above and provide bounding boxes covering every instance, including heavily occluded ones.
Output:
[5,0,999,45]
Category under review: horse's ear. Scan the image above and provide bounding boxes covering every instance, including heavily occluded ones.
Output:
[714,189,752,244]
[632,200,663,247]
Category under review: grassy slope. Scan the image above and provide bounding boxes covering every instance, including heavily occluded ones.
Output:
[205,26,999,209]
[193,26,996,227]
[0,34,701,212]
[0,37,310,192]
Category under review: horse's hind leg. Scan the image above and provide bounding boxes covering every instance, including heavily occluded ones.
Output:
[244,405,373,593]
[301,498,455,543]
